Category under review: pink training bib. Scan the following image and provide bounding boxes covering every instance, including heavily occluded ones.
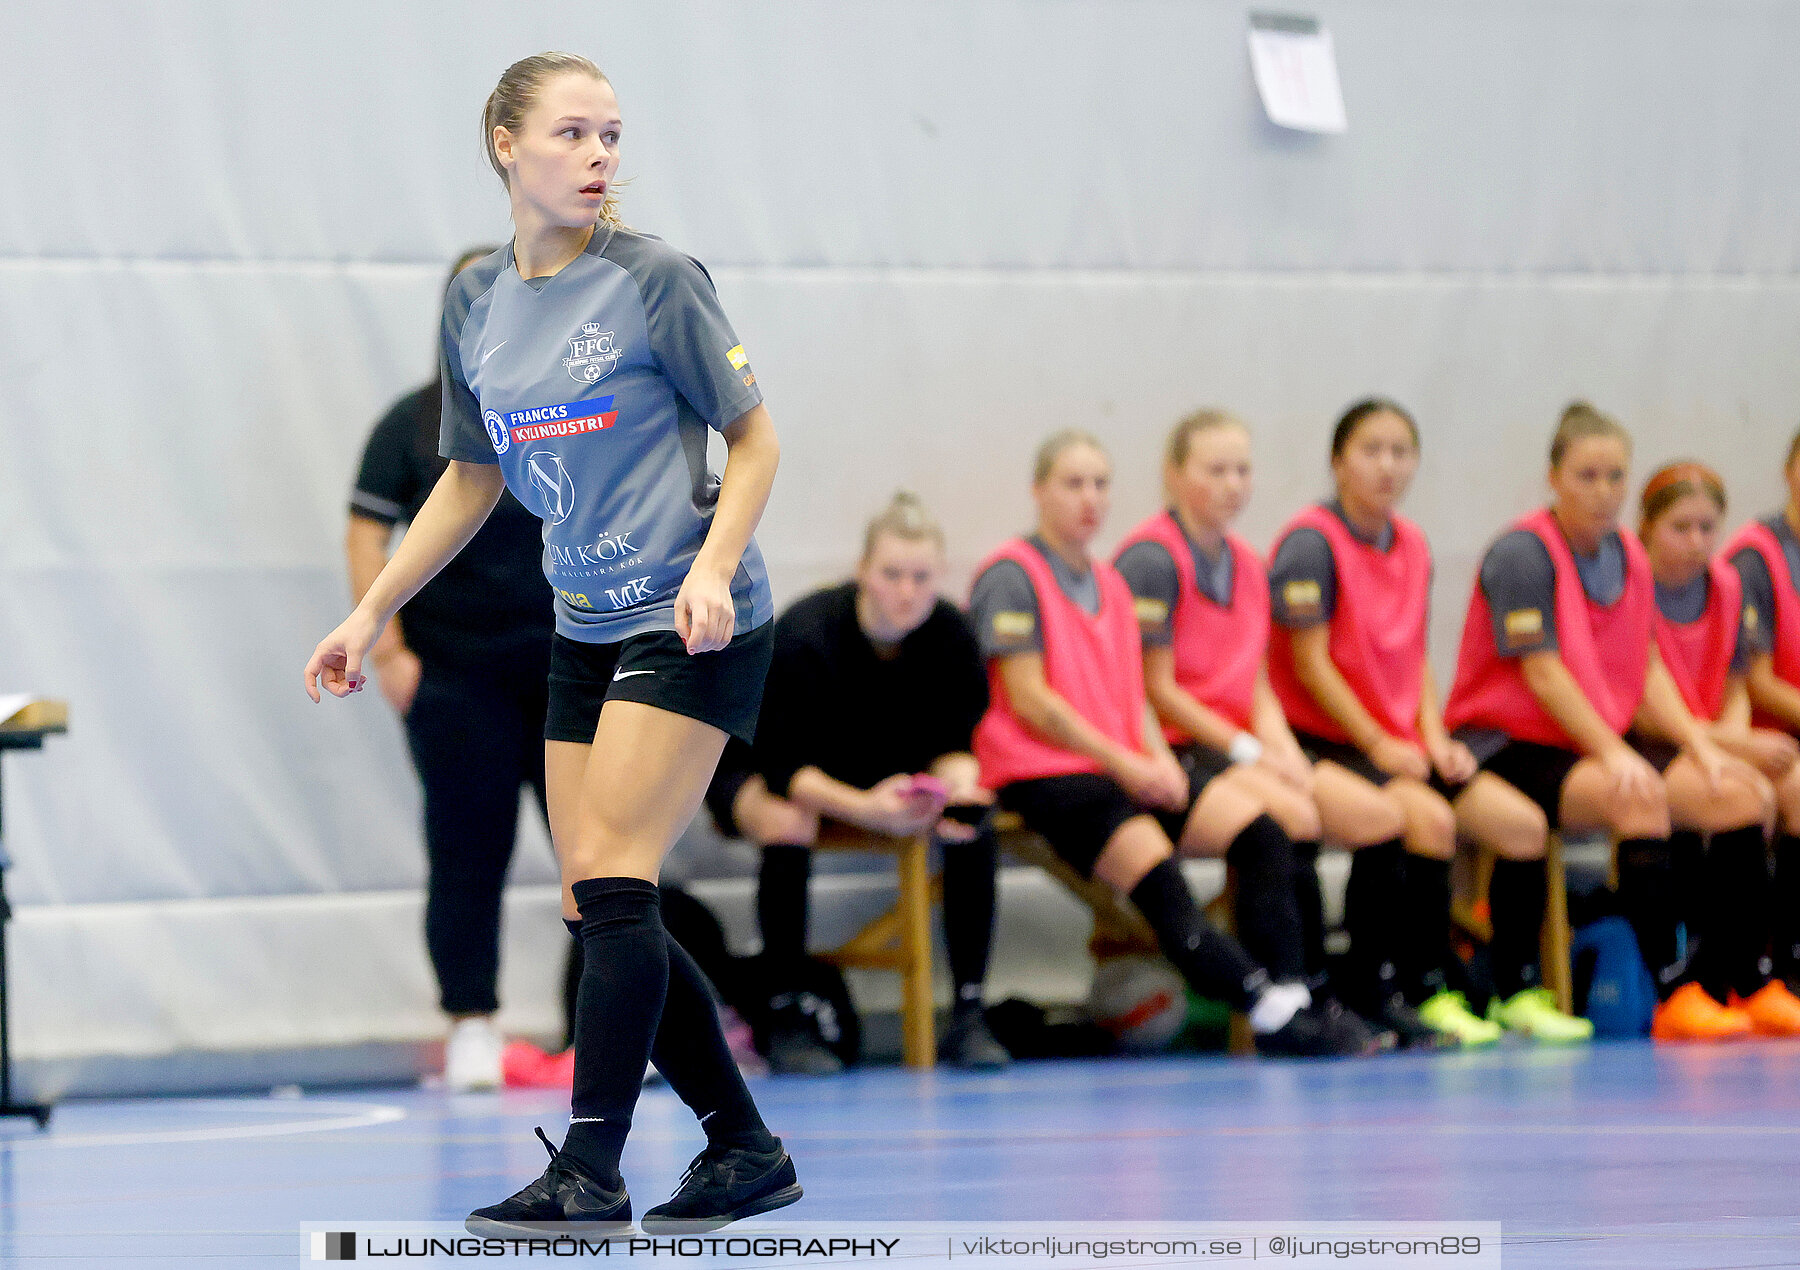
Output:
[972,538,1146,789]
[1445,507,1653,748]
[1267,505,1431,746]
[1115,510,1268,740]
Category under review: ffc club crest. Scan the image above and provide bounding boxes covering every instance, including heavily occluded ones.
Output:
[563,322,624,383]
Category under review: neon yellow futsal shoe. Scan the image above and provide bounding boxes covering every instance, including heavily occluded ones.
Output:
[1416,990,1503,1046]
[1488,987,1593,1042]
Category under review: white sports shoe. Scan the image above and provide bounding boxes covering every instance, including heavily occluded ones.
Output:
[444,1017,505,1091]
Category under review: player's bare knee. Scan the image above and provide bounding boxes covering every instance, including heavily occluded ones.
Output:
[1275,799,1323,844]
[1488,801,1548,861]
[1095,819,1172,892]
[1608,789,1670,841]
[1779,772,1800,829]
[1343,793,1406,846]
[1693,777,1773,834]
[1408,803,1457,860]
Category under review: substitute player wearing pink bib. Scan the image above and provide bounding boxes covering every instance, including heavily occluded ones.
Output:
[971,431,1370,1057]
[1446,404,1768,1041]
[1117,410,1443,1046]
[1265,401,1539,1046]
[1725,426,1800,991]
[1638,463,1800,1039]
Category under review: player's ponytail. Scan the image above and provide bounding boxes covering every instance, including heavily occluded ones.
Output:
[1550,401,1631,470]
[861,491,945,563]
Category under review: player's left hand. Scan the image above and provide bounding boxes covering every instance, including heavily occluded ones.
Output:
[673,567,737,654]
[1261,744,1316,793]
[1691,736,1757,795]
[1430,737,1478,784]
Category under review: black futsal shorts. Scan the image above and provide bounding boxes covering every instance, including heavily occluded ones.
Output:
[1474,738,1583,825]
[1293,730,1467,800]
[1000,771,1176,877]
[544,622,773,746]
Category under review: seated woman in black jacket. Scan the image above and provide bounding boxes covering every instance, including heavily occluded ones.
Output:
[706,493,1007,1073]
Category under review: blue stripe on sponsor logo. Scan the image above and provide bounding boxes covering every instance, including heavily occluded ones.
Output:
[505,396,615,428]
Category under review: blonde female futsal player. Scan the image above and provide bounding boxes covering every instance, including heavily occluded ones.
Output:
[305,53,800,1236]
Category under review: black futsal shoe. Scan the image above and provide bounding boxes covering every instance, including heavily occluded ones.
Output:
[765,1023,844,1076]
[466,1126,632,1238]
[640,1140,803,1233]
[1254,998,1381,1058]
[1310,997,1388,1055]
[938,1005,1013,1070]
[1373,993,1454,1050]
[1252,1001,1329,1057]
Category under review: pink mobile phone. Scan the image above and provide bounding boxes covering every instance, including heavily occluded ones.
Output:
[906,774,949,800]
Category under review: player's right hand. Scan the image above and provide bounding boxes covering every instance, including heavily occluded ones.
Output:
[1600,743,1660,803]
[1368,735,1431,782]
[304,610,384,702]
[1117,752,1188,812]
[863,774,946,837]
[1740,727,1800,776]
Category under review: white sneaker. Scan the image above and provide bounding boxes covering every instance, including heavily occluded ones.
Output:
[444,1017,504,1091]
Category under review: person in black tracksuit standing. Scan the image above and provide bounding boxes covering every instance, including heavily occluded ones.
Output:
[347,246,556,1091]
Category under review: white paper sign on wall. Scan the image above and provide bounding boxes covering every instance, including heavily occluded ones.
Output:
[1248,12,1348,134]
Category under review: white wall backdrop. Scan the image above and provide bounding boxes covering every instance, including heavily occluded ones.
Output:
[3,0,1798,1076]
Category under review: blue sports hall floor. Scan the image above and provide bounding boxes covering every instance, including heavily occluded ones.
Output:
[2,1041,1797,1268]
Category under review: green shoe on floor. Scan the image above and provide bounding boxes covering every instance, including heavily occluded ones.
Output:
[1489,987,1593,1042]
[1416,990,1503,1046]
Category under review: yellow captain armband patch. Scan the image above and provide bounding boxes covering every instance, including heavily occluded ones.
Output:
[1282,579,1322,618]
[1503,607,1545,650]
[991,611,1035,640]
[1134,597,1169,625]
[726,344,749,370]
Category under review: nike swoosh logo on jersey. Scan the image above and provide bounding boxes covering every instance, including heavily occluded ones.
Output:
[613,669,656,681]
[481,340,508,364]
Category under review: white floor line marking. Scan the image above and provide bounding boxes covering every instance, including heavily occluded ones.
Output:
[7,1100,406,1149]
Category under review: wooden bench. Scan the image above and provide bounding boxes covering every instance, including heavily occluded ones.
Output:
[806,811,1268,1068]
[810,822,939,1068]
[824,800,1587,1061]
[808,810,1217,1069]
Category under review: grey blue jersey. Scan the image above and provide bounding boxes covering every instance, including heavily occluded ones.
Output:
[440,226,773,643]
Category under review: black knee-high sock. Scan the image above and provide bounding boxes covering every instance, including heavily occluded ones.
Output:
[563,919,584,1051]
[562,877,667,1185]
[1128,858,1266,1009]
[1291,841,1327,982]
[1692,826,1772,1002]
[1400,854,1453,1002]
[941,829,999,1007]
[563,913,774,1148]
[1226,815,1305,983]
[1342,839,1407,1009]
[1615,837,1682,999]
[1773,834,1800,985]
[650,933,777,1152]
[1669,830,1706,938]
[1489,857,1547,999]
[756,844,812,994]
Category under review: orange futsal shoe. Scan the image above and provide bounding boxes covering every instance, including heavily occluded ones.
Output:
[1651,982,1754,1043]
[1731,981,1800,1037]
